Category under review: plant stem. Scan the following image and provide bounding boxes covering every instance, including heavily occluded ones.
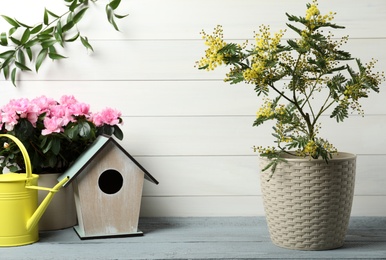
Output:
[269,83,294,104]
[290,54,315,140]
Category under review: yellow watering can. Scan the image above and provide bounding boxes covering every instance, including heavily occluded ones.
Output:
[0,134,69,247]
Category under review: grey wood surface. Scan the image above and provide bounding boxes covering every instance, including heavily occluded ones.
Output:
[1,217,385,260]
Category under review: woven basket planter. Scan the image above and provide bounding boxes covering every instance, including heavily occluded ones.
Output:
[259,152,356,250]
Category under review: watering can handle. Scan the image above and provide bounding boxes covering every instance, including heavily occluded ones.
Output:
[0,134,33,179]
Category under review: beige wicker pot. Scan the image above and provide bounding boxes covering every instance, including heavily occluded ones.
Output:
[259,152,356,250]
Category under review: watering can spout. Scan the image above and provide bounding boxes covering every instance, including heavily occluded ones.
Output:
[26,176,70,232]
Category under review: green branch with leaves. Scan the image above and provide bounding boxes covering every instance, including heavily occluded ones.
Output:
[0,0,128,86]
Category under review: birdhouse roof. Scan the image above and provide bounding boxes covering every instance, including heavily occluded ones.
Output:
[58,135,158,187]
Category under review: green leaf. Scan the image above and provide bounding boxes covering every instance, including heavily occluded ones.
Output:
[1,15,19,27]
[51,138,61,155]
[15,61,32,71]
[0,32,8,46]
[49,45,57,54]
[106,5,119,31]
[41,39,58,48]
[99,125,114,136]
[8,27,17,36]
[56,19,63,36]
[9,36,21,45]
[24,38,40,48]
[65,124,79,139]
[198,64,209,70]
[31,24,43,34]
[286,22,302,36]
[69,0,80,12]
[15,19,32,28]
[41,27,55,35]
[37,34,53,41]
[54,32,64,47]
[15,120,35,140]
[0,50,15,59]
[3,65,9,79]
[44,8,49,25]
[80,36,94,52]
[20,28,31,44]
[17,49,25,64]
[330,103,348,122]
[35,48,48,72]
[73,7,88,24]
[48,155,58,168]
[65,32,80,42]
[62,21,75,32]
[79,121,91,137]
[114,13,129,19]
[0,56,14,69]
[67,12,73,23]
[26,47,33,61]
[109,17,119,31]
[48,52,67,60]
[108,0,121,10]
[46,9,60,19]
[113,125,124,140]
[11,68,17,87]
[40,136,48,148]
[8,165,19,172]
[42,138,53,154]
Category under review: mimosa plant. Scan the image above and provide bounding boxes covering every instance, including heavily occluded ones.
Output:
[197,0,384,172]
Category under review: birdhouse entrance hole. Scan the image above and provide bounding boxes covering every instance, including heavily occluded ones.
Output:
[98,169,123,194]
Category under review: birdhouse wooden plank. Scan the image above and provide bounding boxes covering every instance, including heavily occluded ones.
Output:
[58,135,158,239]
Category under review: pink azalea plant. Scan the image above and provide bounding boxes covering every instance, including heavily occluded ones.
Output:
[0,95,123,174]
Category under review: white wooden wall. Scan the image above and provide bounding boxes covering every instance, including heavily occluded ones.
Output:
[1,0,385,216]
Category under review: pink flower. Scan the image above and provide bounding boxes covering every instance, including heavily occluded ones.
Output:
[42,117,63,135]
[48,104,74,125]
[60,95,78,106]
[1,109,19,131]
[10,98,29,116]
[1,98,40,129]
[31,96,57,116]
[1,95,123,136]
[91,108,122,127]
[53,95,91,123]
[68,102,90,117]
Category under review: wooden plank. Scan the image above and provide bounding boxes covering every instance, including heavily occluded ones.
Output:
[355,155,386,196]
[1,80,385,116]
[139,156,261,196]
[0,81,258,116]
[115,115,386,156]
[140,196,266,217]
[137,155,386,197]
[2,0,384,39]
[139,196,386,217]
[351,196,386,217]
[123,0,385,39]
[0,39,384,82]
[1,217,385,259]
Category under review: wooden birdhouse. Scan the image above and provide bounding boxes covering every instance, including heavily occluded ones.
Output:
[57,135,158,239]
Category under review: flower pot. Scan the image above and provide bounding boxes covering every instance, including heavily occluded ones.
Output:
[259,152,356,250]
[38,173,77,231]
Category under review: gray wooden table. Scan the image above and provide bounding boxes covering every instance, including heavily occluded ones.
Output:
[1,217,385,260]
